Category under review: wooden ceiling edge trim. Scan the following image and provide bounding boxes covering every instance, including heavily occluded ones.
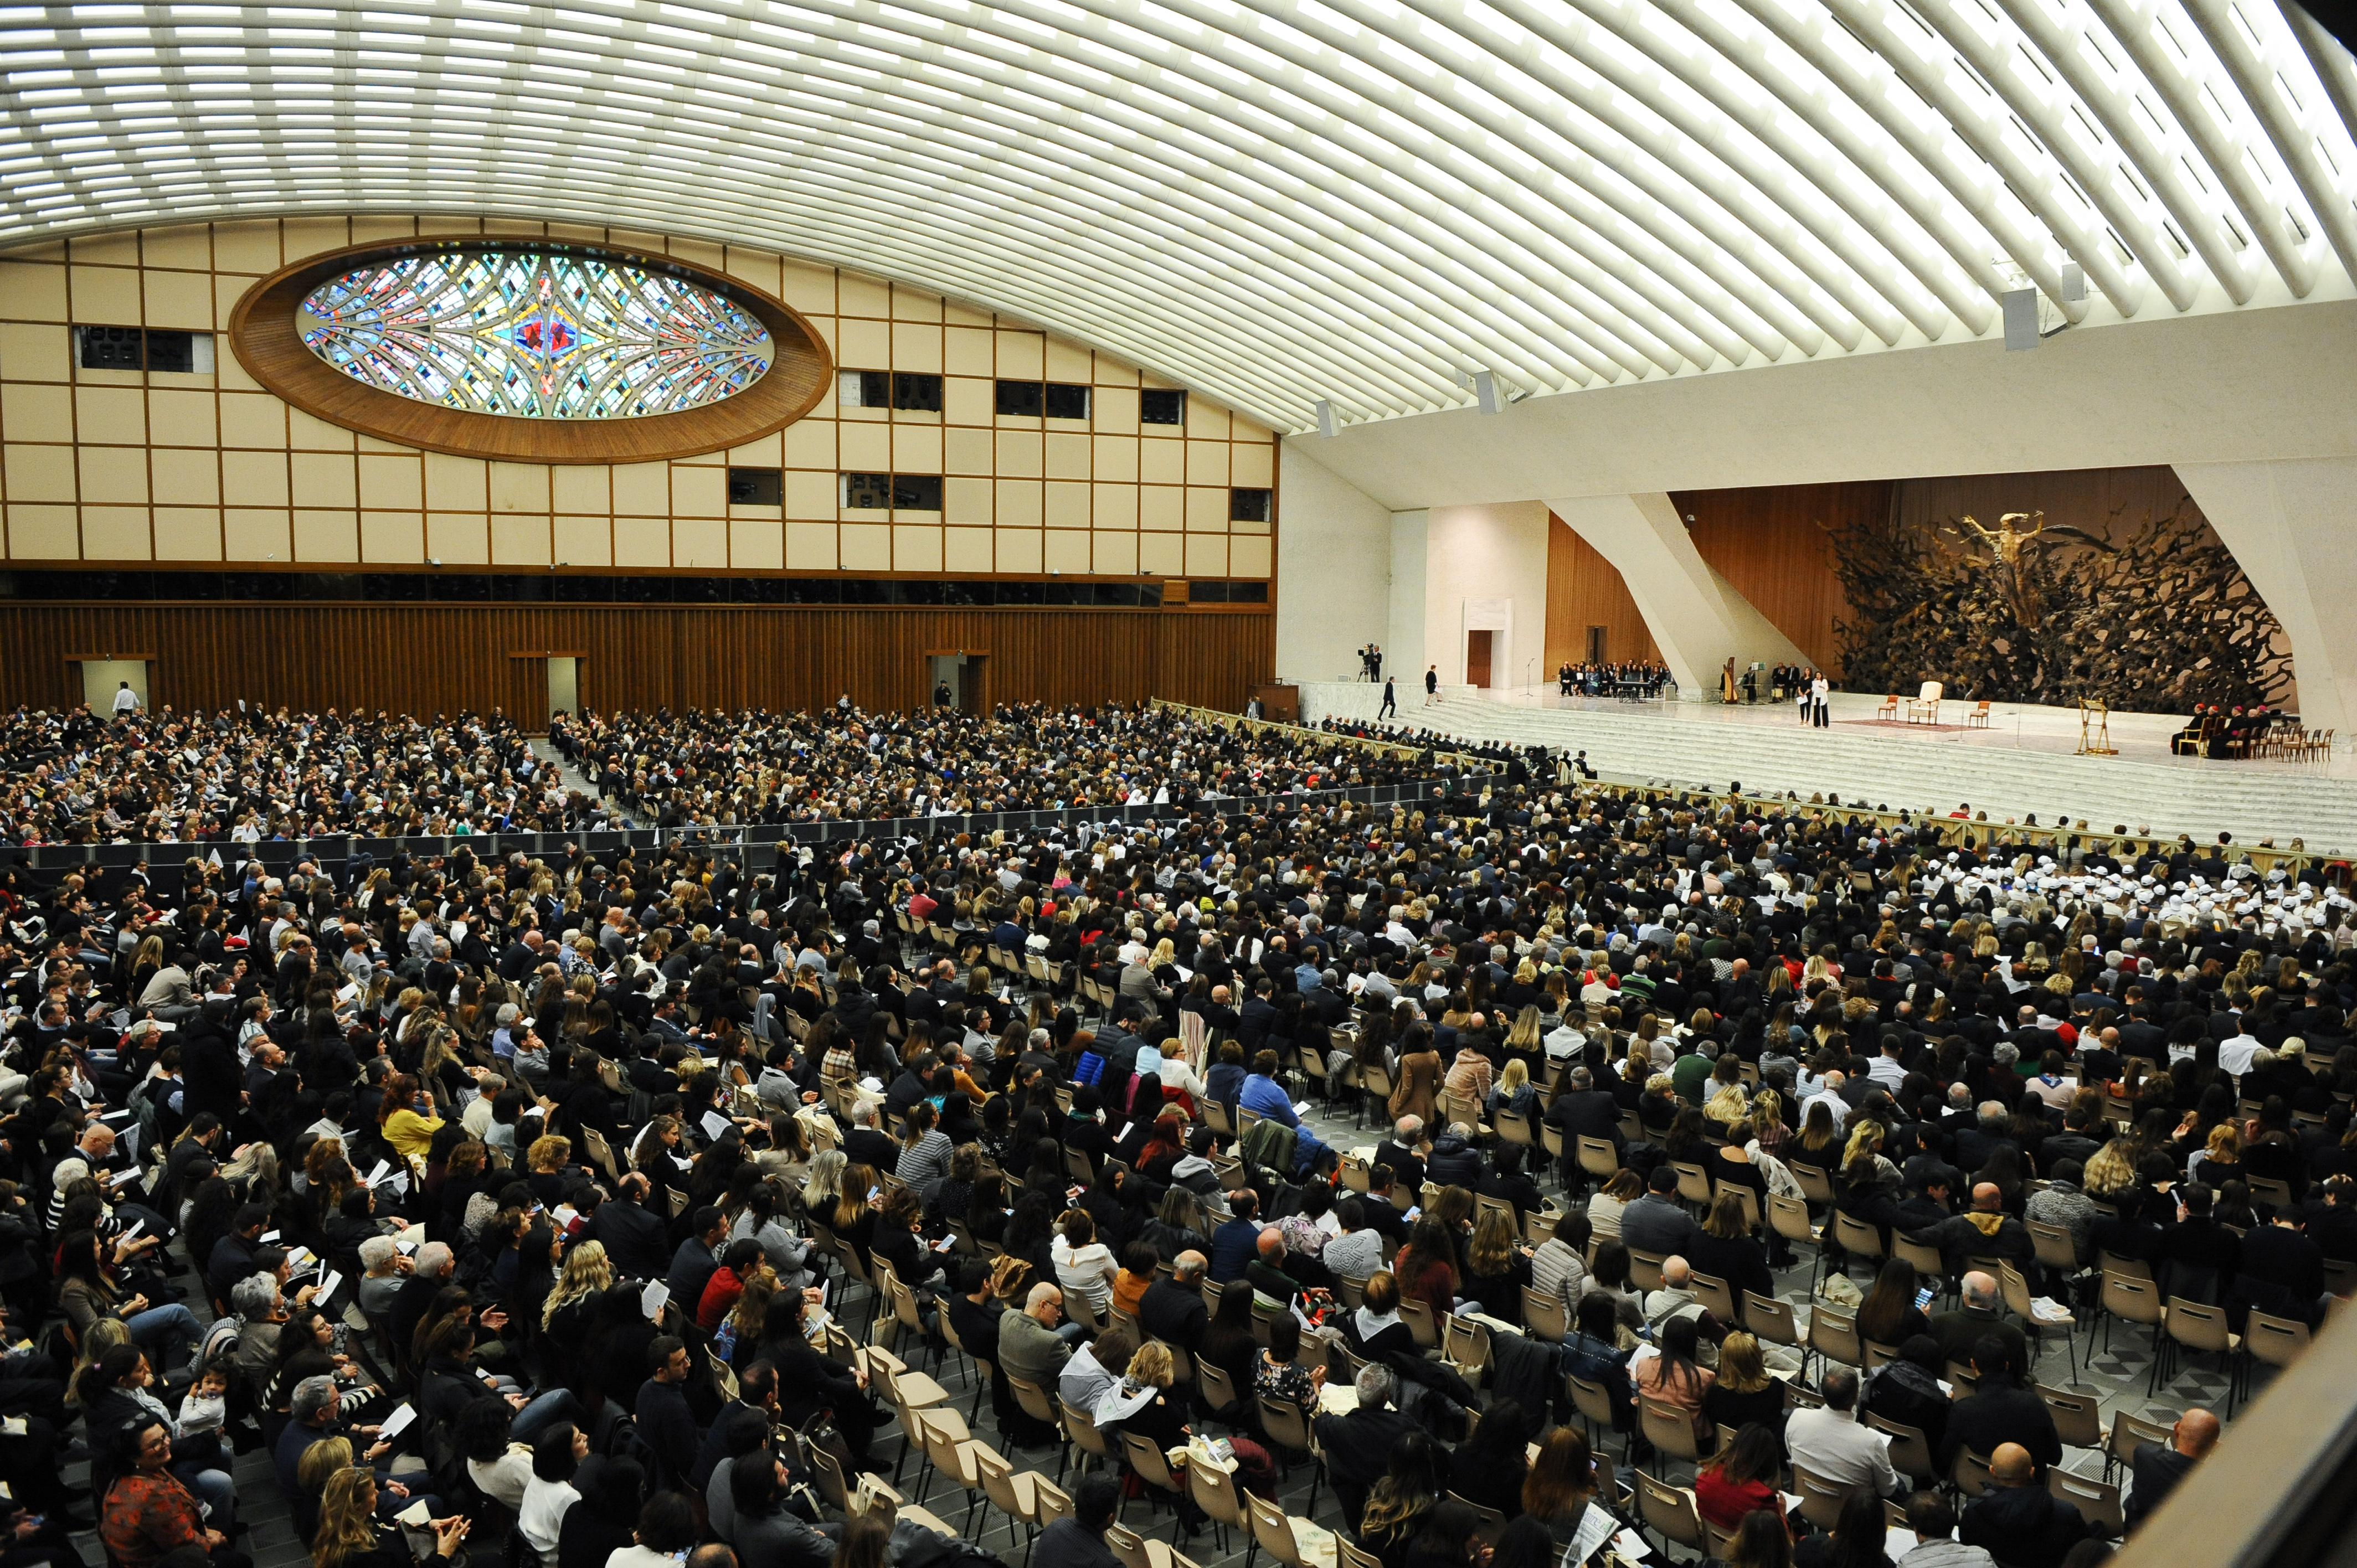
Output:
[225,235,835,466]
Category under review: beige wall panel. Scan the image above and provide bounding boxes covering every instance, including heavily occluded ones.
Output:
[944,527,993,572]
[839,522,890,570]
[995,479,1042,529]
[611,462,670,516]
[996,333,1043,379]
[837,317,891,369]
[1140,440,1185,485]
[550,465,609,514]
[673,515,727,568]
[781,419,835,470]
[893,523,943,572]
[995,529,1042,574]
[427,512,490,565]
[1232,443,1273,488]
[3,385,73,443]
[893,424,943,474]
[80,507,150,559]
[0,323,70,381]
[295,508,362,561]
[488,461,550,514]
[995,429,1042,477]
[140,226,213,269]
[223,507,290,559]
[838,277,891,319]
[153,507,223,560]
[553,515,613,567]
[1229,534,1272,577]
[784,470,837,520]
[79,448,147,504]
[151,448,220,506]
[142,270,215,329]
[78,386,146,445]
[1093,531,1137,574]
[785,520,837,570]
[491,513,553,565]
[671,463,726,518]
[1139,532,1183,575]
[290,452,357,508]
[220,451,288,507]
[361,510,425,563]
[891,322,943,372]
[1186,441,1229,487]
[1139,485,1183,532]
[219,393,286,449]
[0,262,69,322]
[1043,529,1090,573]
[425,453,489,512]
[1185,534,1229,577]
[614,518,671,568]
[1044,480,1089,529]
[891,288,943,322]
[5,443,76,503]
[151,389,217,446]
[6,504,78,556]
[945,331,994,378]
[70,266,142,323]
[730,518,783,569]
[838,421,891,472]
[211,221,282,274]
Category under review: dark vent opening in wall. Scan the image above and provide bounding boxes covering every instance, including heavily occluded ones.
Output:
[1043,382,1091,420]
[1140,388,1186,425]
[1230,488,1273,523]
[728,467,783,506]
[994,379,1044,417]
[892,373,943,411]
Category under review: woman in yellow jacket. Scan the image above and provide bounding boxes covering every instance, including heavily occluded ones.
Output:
[378,1071,445,1163]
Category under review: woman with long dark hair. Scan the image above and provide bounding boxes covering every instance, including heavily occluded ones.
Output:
[1356,1430,1441,1568]
[1695,1422,1787,1533]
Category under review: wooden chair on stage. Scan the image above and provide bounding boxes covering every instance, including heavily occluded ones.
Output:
[1876,694,1899,721]
[1906,681,1943,725]
[1967,700,1991,728]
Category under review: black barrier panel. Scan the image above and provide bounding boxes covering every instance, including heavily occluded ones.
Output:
[7,774,1500,874]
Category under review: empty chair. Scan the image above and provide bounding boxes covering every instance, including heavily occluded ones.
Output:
[2048,1469,2126,1535]
[1634,1473,1705,1555]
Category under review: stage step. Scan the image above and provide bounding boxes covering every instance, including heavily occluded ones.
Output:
[1296,682,2357,854]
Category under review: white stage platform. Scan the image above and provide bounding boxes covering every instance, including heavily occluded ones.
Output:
[1299,682,2357,853]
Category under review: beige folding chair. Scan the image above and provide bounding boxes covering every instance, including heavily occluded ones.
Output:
[1628,1249,1668,1293]
[1687,1271,1738,1325]
[1566,1374,1620,1453]
[2048,1469,2125,1535]
[1440,1313,1491,1380]
[1789,1464,1852,1531]
[2036,1384,2102,1452]
[1247,1493,1309,1568]
[1830,1211,1885,1270]
[1105,1523,1154,1568]
[2103,1409,2177,1486]
[1952,1447,1994,1498]
[1806,1303,1863,1380]
[1742,1292,1801,1351]
[1185,1454,1251,1557]
[1577,1136,1621,1182]
[1059,1394,1114,1481]
[2162,1297,2244,1414]
[1397,1296,1439,1348]
[1335,1538,1383,1568]
[2100,1270,2164,1361]
[1639,1397,1702,1470]
[1767,1194,1821,1279]
[1122,1432,1188,1535]
[1256,1394,1321,1519]
[2245,1309,2312,1375]
[1866,1414,1936,1487]
[1634,1473,1705,1554]
[1195,1360,1242,1420]
[1521,1286,1568,1342]
[1447,1493,1509,1546]
[917,1407,990,1537]
[972,1443,1048,1554]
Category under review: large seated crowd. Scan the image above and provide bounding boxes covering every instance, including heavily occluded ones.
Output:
[0,705,2353,1568]
[0,702,1455,845]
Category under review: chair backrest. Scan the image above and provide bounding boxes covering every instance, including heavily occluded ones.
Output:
[2026,1219,2078,1271]
[2035,1384,2101,1448]
[2166,1296,2231,1352]
[2248,1175,2294,1210]
[1742,1292,1799,1347]
[1866,1414,1936,1483]
[1122,1430,1177,1490]
[2102,1271,2163,1324]
[1687,1271,1737,1324]
[1187,1453,1247,1526]
[1105,1524,1153,1568]
[1789,1162,1835,1205]
[1639,1397,1699,1462]
[1446,1492,1509,1546]
[1398,1296,1439,1347]
[1522,1207,1562,1247]
[1336,1538,1384,1568]
[1918,680,1942,702]
[1952,1447,1994,1497]
[2107,1409,2175,1471]
[1634,1473,1703,1549]
[1059,1396,1111,1458]
[1892,1233,1945,1280]
[1808,1305,1862,1367]
[2246,1309,2312,1367]
[1521,1286,1569,1342]
[2048,1468,2126,1534]
[1672,1161,1712,1205]
[1789,1464,1852,1531]
[1577,1136,1620,1178]
[1257,1393,1312,1454]
[1628,1249,1667,1292]
[1831,1211,1885,1258]
[1247,1494,1307,1568]
[1565,1373,1617,1431]
[1196,1360,1239,1415]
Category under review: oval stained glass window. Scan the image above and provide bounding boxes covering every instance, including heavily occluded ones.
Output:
[296,250,775,420]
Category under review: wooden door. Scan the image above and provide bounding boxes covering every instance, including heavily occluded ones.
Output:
[1466,630,1493,688]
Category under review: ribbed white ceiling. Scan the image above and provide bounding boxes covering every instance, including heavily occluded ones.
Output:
[3,0,2355,433]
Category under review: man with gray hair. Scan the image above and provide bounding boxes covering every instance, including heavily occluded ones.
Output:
[1374,1116,1428,1197]
[1313,1361,1428,1530]
[996,1282,1073,1388]
[388,1239,454,1354]
[1784,1365,1902,1499]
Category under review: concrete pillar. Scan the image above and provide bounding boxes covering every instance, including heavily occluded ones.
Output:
[1275,444,1394,683]
[1545,491,1809,698]
[1388,509,1429,692]
[2176,458,2357,736]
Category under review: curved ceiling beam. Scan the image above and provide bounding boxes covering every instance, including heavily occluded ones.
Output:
[0,0,2351,432]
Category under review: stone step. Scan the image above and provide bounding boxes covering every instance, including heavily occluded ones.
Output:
[1297,682,2357,853]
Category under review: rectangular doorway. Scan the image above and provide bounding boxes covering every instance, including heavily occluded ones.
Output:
[1587,626,1607,665]
[1466,630,1493,689]
[547,657,579,728]
[925,651,987,714]
[78,658,149,715]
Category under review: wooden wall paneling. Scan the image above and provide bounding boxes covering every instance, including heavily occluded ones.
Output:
[1888,466,2202,547]
[1543,513,1659,674]
[0,604,1275,720]
[1674,480,1887,678]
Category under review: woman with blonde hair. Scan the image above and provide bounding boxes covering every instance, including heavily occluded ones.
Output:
[313,1464,469,1568]
[1487,1057,1537,1121]
[541,1239,612,1332]
[800,1148,848,1220]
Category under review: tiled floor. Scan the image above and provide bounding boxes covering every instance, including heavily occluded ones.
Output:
[114,1091,2251,1568]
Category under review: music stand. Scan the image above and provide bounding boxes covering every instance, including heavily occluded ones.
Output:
[2076,698,2117,756]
